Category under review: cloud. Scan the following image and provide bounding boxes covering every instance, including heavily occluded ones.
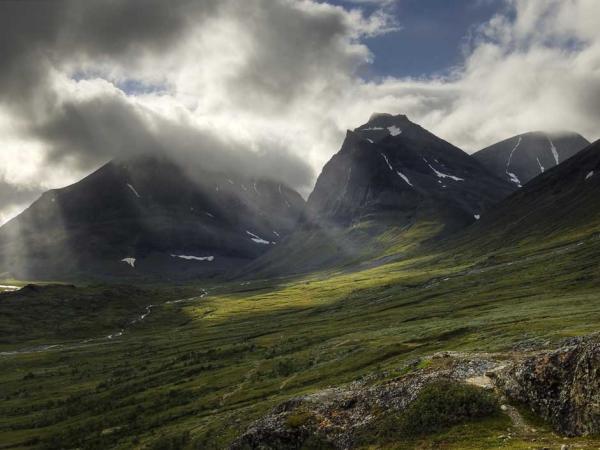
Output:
[0,0,599,225]
[0,0,396,223]
[309,0,600,152]
[0,181,41,226]
[416,0,600,150]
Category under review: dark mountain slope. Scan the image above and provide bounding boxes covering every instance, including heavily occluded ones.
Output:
[243,114,516,277]
[0,155,304,280]
[306,113,515,231]
[473,131,589,187]
[463,139,600,249]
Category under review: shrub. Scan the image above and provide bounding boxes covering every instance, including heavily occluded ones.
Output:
[356,380,499,445]
[274,358,297,377]
[399,381,499,436]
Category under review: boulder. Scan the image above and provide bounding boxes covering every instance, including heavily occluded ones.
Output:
[495,334,600,436]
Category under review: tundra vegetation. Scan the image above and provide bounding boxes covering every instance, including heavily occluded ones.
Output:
[1,216,600,448]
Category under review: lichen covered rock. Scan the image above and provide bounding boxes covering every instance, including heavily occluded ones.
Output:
[231,354,500,449]
[495,334,600,436]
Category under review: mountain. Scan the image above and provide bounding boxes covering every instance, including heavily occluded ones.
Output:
[306,113,515,230]
[0,154,304,280]
[473,131,590,188]
[243,114,516,276]
[462,138,600,248]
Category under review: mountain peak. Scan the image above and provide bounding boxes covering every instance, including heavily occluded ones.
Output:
[350,113,417,144]
[465,139,600,248]
[362,113,412,130]
[367,112,409,122]
[474,131,590,187]
[0,154,305,280]
[308,116,515,228]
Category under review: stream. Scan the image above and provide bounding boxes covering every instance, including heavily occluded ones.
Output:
[0,289,208,357]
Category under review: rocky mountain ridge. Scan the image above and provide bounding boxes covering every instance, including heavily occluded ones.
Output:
[0,154,305,280]
[306,113,516,231]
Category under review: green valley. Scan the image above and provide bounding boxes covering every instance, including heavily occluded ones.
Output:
[2,214,600,449]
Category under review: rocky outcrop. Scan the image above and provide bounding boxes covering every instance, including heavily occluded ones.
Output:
[495,334,600,436]
[231,354,500,449]
[232,336,600,449]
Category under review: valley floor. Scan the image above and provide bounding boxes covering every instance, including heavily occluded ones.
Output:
[1,230,600,449]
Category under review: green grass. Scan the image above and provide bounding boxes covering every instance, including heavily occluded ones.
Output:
[1,221,600,448]
[0,285,197,349]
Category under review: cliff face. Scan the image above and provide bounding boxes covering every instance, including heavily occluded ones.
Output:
[496,334,600,437]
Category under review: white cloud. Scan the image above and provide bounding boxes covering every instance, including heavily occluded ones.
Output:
[0,0,599,225]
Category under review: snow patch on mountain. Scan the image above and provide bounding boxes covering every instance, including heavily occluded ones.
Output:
[507,172,522,187]
[424,158,464,182]
[506,137,522,168]
[586,171,594,181]
[548,137,559,165]
[387,125,402,136]
[504,136,523,186]
[397,171,413,187]
[171,254,214,262]
[380,153,413,187]
[127,183,141,198]
[246,231,271,245]
[380,153,394,172]
[121,258,136,268]
[536,157,545,173]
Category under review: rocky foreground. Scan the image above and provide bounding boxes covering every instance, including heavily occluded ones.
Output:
[495,334,600,437]
[232,334,599,449]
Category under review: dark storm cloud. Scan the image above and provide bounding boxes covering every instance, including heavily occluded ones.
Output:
[0,0,319,206]
[219,0,356,112]
[33,92,157,168]
[0,0,205,106]
[0,179,41,224]
[4,0,598,225]
[0,180,40,209]
[35,91,314,187]
[28,87,313,190]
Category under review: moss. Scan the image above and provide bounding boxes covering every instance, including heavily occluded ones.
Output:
[285,410,314,429]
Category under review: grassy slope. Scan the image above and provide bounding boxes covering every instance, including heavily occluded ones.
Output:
[1,211,600,449]
[241,213,448,279]
[0,285,198,349]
